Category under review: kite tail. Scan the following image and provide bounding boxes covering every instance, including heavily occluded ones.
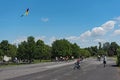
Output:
[21,14,24,17]
[21,13,26,17]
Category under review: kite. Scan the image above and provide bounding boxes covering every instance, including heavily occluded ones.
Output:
[21,8,29,17]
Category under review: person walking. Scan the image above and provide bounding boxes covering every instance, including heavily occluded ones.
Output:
[103,55,107,67]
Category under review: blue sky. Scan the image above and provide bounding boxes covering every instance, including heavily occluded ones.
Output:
[0,0,120,48]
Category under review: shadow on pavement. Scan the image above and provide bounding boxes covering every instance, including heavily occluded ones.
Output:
[111,64,118,67]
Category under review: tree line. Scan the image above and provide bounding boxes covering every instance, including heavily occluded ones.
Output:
[0,36,120,65]
[86,42,120,66]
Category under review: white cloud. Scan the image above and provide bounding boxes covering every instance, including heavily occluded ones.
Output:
[94,39,106,43]
[13,36,46,45]
[41,18,49,22]
[48,36,57,45]
[13,37,27,44]
[101,21,116,30]
[66,36,80,41]
[113,29,120,36]
[35,36,46,41]
[80,30,91,38]
[76,19,117,47]
[114,16,120,21]
[80,20,116,39]
[114,16,120,27]
[91,27,105,36]
[12,17,120,48]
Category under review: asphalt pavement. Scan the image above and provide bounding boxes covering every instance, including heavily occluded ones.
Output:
[0,60,76,80]
[0,57,120,80]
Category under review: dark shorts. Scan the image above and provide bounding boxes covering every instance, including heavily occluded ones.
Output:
[103,61,106,64]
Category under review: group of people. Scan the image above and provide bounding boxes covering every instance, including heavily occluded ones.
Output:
[55,56,70,62]
[74,55,107,70]
[97,55,107,67]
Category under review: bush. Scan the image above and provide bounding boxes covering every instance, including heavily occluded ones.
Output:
[117,55,120,66]
[80,49,91,58]
[117,48,120,66]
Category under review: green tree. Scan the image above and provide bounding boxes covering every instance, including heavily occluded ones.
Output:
[71,43,80,58]
[0,49,3,60]
[8,44,17,58]
[43,45,51,60]
[109,42,119,55]
[117,48,120,66]
[97,49,106,56]
[87,46,98,56]
[17,36,35,63]
[0,40,9,56]
[103,42,110,52]
[80,49,91,57]
[0,40,17,61]
[26,36,35,63]
[52,39,72,58]
[35,40,46,61]
[98,42,102,50]
[17,41,28,61]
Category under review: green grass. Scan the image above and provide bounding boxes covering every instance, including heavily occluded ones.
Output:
[0,63,20,68]
[33,59,51,63]
[0,59,52,68]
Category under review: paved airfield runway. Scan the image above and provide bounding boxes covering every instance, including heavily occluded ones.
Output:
[0,58,120,80]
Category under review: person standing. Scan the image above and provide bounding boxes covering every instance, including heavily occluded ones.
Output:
[103,55,107,67]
